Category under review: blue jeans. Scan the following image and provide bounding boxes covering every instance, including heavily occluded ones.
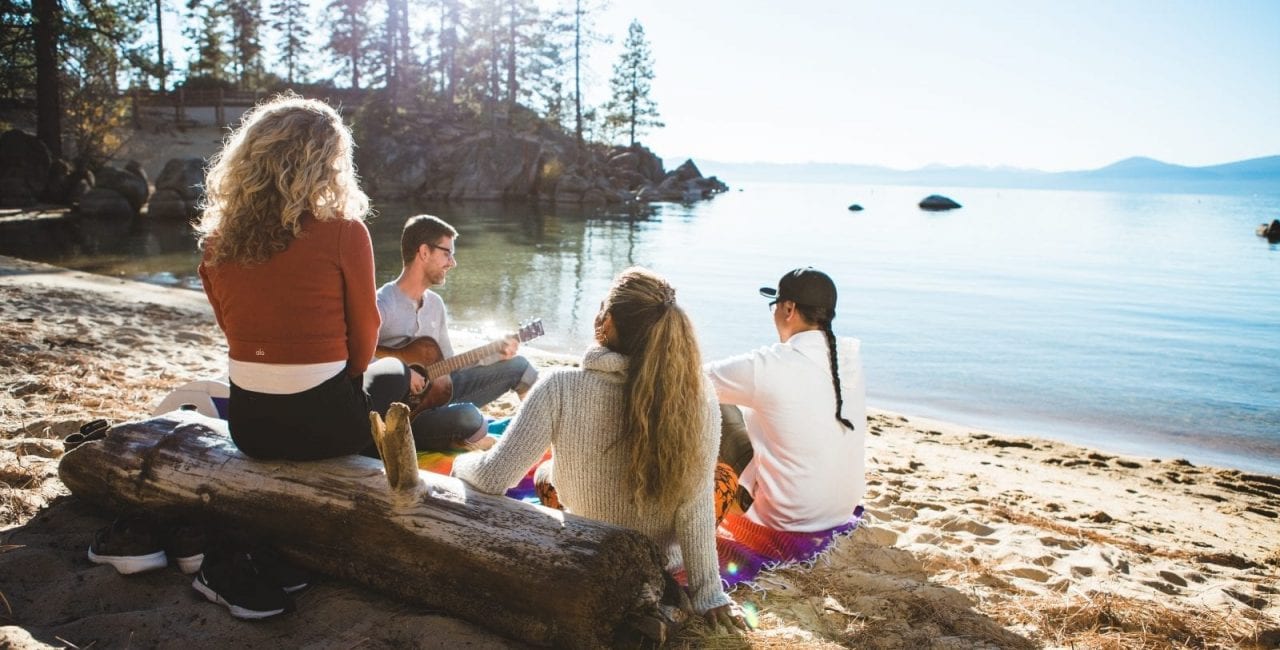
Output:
[408,356,537,450]
[451,356,536,406]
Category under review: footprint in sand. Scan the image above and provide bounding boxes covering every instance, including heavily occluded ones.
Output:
[938,516,996,537]
[886,505,918,520]
[1142,579,1181,595]
[1039,536,1087,551]
[1225,588,1268,610]
[1003,565,1052,582]
[175,331,211,344]
[1158,570,1188,587]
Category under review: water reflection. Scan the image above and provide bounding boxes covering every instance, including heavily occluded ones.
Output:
[1,201,668,353]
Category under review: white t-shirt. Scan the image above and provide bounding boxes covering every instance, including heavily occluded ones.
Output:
[706,329,867,532]
[375,283,454,357]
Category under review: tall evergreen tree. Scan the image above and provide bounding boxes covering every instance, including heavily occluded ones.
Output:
[32,0,61,156]
[10,0,149,163]
[184,1,230,81]
[435,0,462,105]
[0,2,38,102]
[327,0,372,89]
[500,0,539,116]
[519,7,571,127]
[603,19,661,147]
[269,0,310,84]
[565,0,606,147]
[227,0,263,90]
[152,0,167,90]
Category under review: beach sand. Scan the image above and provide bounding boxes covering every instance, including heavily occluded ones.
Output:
[2,254,1278,648]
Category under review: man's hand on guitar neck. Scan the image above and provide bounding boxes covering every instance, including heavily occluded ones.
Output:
[499,335,519,361]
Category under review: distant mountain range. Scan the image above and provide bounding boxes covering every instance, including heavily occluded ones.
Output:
[684,155,1280,195]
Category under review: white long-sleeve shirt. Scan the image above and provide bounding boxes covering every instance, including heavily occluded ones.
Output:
[706,330,867,532]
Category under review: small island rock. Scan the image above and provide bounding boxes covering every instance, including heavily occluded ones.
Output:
[919,194,962,211]
[847,203,863,211]
[1257,218,1280,243]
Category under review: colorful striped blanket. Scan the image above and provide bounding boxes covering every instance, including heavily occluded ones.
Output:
[415,418,547,503]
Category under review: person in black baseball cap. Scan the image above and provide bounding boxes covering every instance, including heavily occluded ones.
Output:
[705,266,866,532]
[758,267,838,310]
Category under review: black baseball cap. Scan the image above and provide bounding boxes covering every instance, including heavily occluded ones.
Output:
[759,267,837,309]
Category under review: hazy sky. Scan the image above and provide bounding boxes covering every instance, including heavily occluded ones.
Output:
[586,1,1280,171]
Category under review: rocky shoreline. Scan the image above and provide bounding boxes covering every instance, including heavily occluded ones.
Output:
[0,112,730,222]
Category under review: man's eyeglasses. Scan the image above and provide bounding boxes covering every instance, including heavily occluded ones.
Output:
[768,299,779,311]
[428,243,455,259]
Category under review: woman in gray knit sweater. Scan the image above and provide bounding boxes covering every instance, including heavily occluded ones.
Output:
[452,267,745,631]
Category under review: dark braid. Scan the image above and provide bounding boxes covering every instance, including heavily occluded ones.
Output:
[797,305,855,431]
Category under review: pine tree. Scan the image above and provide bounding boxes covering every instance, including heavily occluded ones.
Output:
[227,0,263,90]
[269,0,311,84]
[327,0,372,89]
[184,1,230,81]
[603,19,661,147]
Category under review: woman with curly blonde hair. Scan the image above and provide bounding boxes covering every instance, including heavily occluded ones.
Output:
[196,94,410,461]
[452,267,747,634]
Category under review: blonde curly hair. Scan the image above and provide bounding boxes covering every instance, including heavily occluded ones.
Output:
[195,93,370,265]
[602,267,710,512]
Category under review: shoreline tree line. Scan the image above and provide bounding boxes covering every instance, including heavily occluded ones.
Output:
[0,0,662,169]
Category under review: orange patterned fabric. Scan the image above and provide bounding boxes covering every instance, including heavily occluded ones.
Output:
[713,462,739,525]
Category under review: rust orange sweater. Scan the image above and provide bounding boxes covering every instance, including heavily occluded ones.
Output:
[199,216,380,377]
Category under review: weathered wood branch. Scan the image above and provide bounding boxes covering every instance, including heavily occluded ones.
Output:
[369,403,422,498]
[57,410,667,648]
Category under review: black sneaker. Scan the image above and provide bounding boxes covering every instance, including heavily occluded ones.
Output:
[192,551,292,620]
[247,547,309,593]
[64,419,110,452]
[165,523,207,574]
[87,514,168,575]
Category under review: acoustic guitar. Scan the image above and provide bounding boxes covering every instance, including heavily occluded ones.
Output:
[374,319,545,415]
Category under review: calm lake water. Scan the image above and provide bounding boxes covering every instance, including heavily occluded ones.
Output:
[9,182,1280,475]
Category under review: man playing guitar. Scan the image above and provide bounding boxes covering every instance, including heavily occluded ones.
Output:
[374,215,538,451]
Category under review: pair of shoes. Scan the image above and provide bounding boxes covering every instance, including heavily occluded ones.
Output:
[193,551,296,620]
[165,522,208,574]
[64,419,109,452]
[245,546,309,593]
[88,514,167,575]
[88,514,208,575]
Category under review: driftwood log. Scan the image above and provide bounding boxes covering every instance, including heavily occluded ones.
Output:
[57,406,668,647]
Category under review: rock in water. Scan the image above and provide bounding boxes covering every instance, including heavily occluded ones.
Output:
[919,194,962,211]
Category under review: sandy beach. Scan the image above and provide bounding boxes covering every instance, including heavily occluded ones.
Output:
[1,254,1278,649]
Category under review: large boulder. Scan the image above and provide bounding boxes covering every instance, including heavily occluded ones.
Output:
[919,194,962,211]
[147,188,193,220]
[553,172,591,202]
[95,165,150,214]
[607,145,665,184]
[154,158,206,202]
[0,129,52,207]
[77,187,135,219]
[671,159,702,182]
[446,135,546,200]
[42,159,73,203]
[124,160,150,187]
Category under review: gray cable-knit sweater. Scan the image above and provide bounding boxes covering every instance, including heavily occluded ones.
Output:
[451,345,731,613]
